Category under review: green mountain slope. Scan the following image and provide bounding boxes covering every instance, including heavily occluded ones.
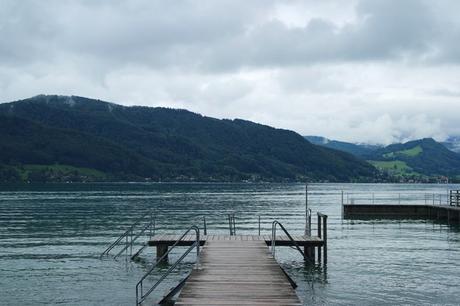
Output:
[0,95,377,182]
[366,138,460,177]
[0,115,165,180]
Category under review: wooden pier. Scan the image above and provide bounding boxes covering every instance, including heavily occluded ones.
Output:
[148,234,324,261]
[343,203,460,223]
[134,232,325,305]
[102,209,328,305]
[175,239,302,305]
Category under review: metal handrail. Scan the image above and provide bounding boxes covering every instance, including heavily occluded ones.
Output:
[100,212,153,258]
[228,213,236,235]
[271,221,305,260]
[136,225,200,306]
[114,220,154,259]
[305,208,312,236]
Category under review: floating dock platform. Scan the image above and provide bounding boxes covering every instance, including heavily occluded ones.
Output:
[343,204,460,223]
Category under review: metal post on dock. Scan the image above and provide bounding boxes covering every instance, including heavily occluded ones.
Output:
[258,215,261,236]
[305,184,308,236]
[203,216,207,236]
[130,229,133,256]
[228,214,233,235]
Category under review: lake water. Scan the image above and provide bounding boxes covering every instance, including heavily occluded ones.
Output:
[1,183,460,305]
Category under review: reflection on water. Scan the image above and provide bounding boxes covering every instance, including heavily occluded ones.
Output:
[1,183,460,305]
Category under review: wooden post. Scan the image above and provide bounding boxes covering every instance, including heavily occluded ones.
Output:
[323,215,327,264]
[157,244,168,262]
[304,246,315,262]
[317,214,322,262]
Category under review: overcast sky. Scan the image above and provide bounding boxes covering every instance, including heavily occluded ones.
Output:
[1,0,460,144]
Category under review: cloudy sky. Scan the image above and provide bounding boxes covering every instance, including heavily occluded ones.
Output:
[1,0,460,144]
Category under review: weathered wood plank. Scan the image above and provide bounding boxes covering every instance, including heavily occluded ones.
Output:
[175,240,301,305]
[148,234,323,249]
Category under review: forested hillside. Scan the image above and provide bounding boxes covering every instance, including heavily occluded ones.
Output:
[0,95,377,182]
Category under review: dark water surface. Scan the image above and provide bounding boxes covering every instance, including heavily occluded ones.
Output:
[1,183,459,305]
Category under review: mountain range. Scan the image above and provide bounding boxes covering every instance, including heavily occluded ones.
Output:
[0,95,377,183]
[306,135,460,180]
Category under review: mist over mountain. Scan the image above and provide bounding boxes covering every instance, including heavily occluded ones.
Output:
[304,136,382,158]
[0,95,377,182]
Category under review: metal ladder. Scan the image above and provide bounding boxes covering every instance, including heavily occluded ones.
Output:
[100,211,155,259]
[136,225,201,305]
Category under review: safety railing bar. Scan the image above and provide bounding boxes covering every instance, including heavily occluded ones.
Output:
[114,221,153,258]
[131,243,149,260]
[271,220,306,259]
[137,241,198,305]
[101,212,153,257]
[136,225,200,306]
[136,226,199,289]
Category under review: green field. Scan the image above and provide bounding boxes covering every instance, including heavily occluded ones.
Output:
[368,160,416,175]
[383,145,423,158]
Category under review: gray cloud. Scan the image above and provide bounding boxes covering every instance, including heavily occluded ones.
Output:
[1,0,460,144]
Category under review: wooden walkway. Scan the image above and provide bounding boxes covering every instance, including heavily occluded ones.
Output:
[174,239,302,306]
[148,234,323,247]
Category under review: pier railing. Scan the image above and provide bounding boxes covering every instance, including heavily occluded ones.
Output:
[342,191,451,206]
[449,190,460,207]
[271,220,306,259]
[136,225,200,306]
[100,211,155,259]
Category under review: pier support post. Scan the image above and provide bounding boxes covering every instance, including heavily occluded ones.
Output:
[156,244,168,263]
[323,215,327,264]
[304,246,315,262]
[317,214,322,262]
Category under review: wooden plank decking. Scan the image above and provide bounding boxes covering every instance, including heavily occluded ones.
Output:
[174,239,302,306]
[148,234,323,247]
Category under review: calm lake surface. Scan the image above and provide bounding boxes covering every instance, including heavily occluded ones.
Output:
[1,183,460,305]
